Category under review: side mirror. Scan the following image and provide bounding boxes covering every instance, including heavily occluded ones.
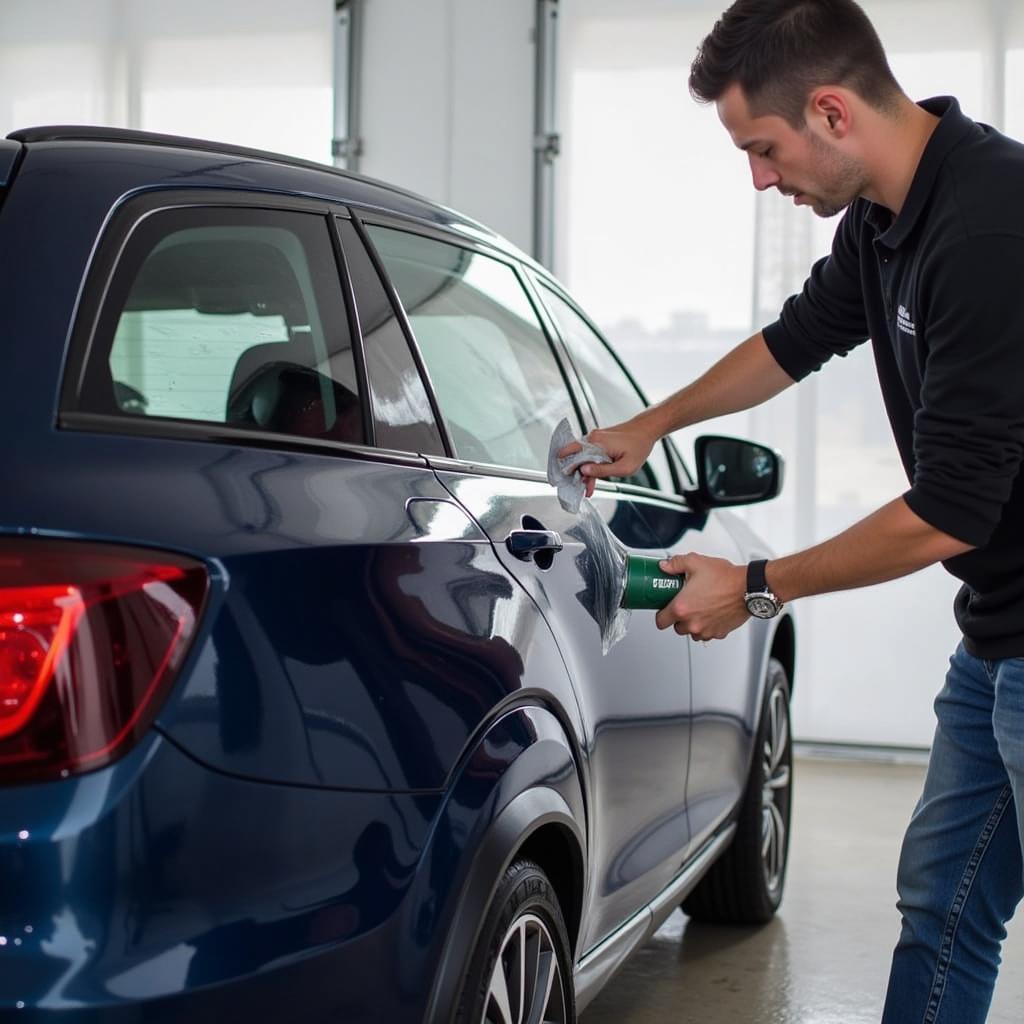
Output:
[692,435,784,508]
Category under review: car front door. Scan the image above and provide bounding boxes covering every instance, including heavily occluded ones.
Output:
[359,219,693,951]
[531,279,757,854]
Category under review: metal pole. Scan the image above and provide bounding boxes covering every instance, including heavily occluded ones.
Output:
[333,0,364,172]
[533,0,560,268]
[985,0,1009,132]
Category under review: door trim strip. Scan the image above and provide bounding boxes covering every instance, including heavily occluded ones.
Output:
[573,823,737,1013]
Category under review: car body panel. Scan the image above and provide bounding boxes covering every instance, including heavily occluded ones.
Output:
[432,466,692,952]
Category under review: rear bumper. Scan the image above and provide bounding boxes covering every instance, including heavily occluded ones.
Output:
[0,733,442,1022]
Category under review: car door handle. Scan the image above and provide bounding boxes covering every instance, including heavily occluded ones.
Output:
[505,529,563,562]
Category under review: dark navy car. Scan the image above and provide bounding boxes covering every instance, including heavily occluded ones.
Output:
[0,127,795,1023]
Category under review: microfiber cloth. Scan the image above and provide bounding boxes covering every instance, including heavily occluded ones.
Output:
[547,417,612,514]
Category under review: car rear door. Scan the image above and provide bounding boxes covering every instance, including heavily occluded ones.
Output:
[356,217,694,951]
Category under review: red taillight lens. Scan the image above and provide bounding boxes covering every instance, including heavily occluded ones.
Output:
[0,539,209,784]
[0,584,86,737]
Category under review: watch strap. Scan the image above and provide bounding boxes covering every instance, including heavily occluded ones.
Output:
[746,559,769,595]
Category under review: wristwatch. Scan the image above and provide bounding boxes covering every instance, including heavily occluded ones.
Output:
[744,559,783,619]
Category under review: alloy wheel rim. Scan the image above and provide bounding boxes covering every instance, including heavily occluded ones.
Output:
[760,678,791,895]
[483,912,568,1024]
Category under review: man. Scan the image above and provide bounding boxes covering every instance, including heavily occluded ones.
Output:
[563,1,1024,1020]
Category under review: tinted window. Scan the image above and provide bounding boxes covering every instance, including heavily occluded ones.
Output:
[365,226,580,472]
[87,207,364,445]
[539,284,675,493]
[336,219,445,456]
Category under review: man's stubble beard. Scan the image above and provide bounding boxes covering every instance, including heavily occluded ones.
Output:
[805,131,870,218]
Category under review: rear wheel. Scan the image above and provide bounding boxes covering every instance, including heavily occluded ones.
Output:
[682,656,792,924]
[456,858,576,1024]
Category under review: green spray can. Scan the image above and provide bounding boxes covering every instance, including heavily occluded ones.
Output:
[620,555,683,610]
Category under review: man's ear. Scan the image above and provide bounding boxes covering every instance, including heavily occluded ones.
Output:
[807,88,852,139]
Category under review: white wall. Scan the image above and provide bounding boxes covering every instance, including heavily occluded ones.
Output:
[0,0,537,241]
[358,0,536,254]
[0,0,334,163]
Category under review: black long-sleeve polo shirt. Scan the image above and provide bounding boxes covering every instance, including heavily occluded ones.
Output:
[762,97,1024,659]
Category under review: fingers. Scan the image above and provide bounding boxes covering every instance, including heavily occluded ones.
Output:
[654,555,690,631]
[651,553,747,642]
[661,612,716,642]
[557,428,613,460]
[579,460,619,481]
[659,554,692,577]
[655,595,687,632]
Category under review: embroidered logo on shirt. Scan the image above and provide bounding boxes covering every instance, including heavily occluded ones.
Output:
[897,304,916,337]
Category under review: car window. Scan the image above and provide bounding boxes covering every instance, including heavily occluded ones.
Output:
[335,219,445,456]
[86,207,365,445]
[538,283,675,494]
[364,225,581,473]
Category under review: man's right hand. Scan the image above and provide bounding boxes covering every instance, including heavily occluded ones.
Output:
[558,421,658,499]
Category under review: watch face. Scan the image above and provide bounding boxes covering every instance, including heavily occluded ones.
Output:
[746,595,779,619]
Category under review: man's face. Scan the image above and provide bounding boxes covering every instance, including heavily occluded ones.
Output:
[716,83,867,217]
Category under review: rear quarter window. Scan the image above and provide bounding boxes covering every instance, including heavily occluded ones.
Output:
[75,205,365,446]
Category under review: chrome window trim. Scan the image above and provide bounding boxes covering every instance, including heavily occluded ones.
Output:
[427,454,614,490]
[424,454,693,513]
[58,410,430,468]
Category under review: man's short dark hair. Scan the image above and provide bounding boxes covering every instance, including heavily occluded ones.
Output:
[689,0,902,126]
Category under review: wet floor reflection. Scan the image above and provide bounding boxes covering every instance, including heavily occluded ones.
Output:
[581,758,1024,1024]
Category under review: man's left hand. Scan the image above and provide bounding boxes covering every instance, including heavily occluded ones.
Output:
[655,553,749,641]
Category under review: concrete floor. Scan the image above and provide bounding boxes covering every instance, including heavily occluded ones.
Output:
[581,756,1024,1023]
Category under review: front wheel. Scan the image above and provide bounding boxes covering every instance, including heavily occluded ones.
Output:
[456,858,576,1024]
[682,656,793,924]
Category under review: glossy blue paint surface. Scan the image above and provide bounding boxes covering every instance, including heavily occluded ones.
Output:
[0,132,785,1021]
[0,735,439,1016]
[0,707,581,1022]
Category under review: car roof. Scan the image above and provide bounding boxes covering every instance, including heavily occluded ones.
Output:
[6,125,544,273]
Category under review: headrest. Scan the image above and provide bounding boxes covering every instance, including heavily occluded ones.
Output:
[125,240,308,323]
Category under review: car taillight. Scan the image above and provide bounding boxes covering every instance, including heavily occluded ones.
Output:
[0,538,209,784]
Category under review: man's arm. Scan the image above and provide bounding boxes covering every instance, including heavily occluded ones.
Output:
[762,497,973,602]
[564,331,796,497]
[655,497,974,641]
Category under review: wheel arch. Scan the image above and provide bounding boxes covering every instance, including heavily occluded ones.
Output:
[517,820,585,955]
[769,612,796,694]
[421,705,587,1023]
[734,611,796,813]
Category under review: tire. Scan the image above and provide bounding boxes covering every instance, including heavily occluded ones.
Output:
[455,858,576,1024]
[682,656,793,925]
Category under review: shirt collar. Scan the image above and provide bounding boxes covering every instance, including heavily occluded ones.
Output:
[866,96,977,248]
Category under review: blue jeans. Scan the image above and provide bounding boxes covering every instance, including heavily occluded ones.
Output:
[882,643,1024,1023]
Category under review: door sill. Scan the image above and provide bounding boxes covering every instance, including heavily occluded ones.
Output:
[573,823,736,1013]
